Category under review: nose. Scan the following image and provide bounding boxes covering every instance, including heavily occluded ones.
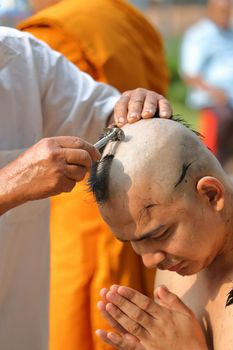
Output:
[142,251,166,269]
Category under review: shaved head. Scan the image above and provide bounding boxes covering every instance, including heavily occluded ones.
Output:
[90,119,225,206]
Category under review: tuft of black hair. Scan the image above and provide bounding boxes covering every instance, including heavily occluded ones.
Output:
[87,154,114,204]
[171,114,203,139]
[225,288,233,307]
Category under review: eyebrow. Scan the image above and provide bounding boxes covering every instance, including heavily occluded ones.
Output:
[117,224,166,243]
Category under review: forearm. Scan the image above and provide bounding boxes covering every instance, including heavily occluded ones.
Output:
[0,164,27,215]
[184,75,228,104]
[184,74,224,96]
[184,75,214,92]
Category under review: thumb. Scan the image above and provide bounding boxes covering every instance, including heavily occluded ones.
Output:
[155,285,192,317]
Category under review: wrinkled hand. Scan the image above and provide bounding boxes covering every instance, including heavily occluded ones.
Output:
[97,285,208,350]
[0,136,99,214]
[113,88,172,127]
[97,287,145,350]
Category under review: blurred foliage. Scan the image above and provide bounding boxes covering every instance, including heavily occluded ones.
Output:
[165,36,198,129]
[165,37,186,103]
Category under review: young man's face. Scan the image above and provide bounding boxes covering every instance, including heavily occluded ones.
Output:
[100,180,225,277]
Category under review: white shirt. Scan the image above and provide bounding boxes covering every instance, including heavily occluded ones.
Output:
[180,18,233,109]
[0,27,119,350]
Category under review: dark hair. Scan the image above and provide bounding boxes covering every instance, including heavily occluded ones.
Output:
[226,288,233,307]
[87,154,114,204]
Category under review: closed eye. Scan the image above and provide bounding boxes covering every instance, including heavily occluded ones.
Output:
[150,227,173,241]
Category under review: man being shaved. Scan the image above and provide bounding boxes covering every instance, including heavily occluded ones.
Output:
[89,118,233,350]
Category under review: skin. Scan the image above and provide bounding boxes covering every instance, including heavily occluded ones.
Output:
[94,118,233,349]
[28,0,60,12]
[0,136,99,215]
[207,0,232,30]
[0,90,172,215]
[183,0,232,105]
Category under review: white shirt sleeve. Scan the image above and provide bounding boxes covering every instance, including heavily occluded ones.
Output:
[30,36,120,143]
[180,22,210,78]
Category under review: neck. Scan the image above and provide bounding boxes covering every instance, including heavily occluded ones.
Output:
[210,192,233,272]
[207,9,230,29]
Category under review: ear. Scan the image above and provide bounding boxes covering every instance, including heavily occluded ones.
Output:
[196,176,224,211]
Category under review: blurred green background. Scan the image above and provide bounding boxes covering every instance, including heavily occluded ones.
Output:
[165,36,198,129]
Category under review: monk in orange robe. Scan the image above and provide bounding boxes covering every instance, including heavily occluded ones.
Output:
[18,1,169,349]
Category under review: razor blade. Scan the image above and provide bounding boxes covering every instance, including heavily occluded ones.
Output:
[94,127,125,150]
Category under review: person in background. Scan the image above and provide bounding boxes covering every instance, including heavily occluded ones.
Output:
[180,0,233,171]
[18,1,169,349]
[0,26,171,350]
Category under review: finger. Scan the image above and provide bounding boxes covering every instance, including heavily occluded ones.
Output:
[96,330,140,350]
[141,93,173,119]
[106,291,155,328]
[156,285,192,317]
[114,92,130,127]
[153,285,170,308]
[115,286,162,317]
[99,287,110,302]
[57,136,100,161]
[63,149,92,169]
[107,332,141,349]
[127,89,146,123]
[157,95,173,118]
[65,164,87,182]
[58,177,76,194]
[97,300,127,334]
[141,91,158,119]
[96,329,118,348]
[106,302,147,338]
[110,284,119,293]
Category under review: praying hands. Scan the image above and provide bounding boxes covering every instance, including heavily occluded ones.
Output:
[96,285,208,350]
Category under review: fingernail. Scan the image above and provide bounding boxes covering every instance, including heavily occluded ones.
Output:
[142,109,153,117]
[129,112,139,119]
[108,332,121,344]
[160,111,168,118]
[95,329,104,337]
[110,284,120,292]
[106,291,116,301]
[117,117,125,125]
[99,288,108,296]
[96,301,103,310]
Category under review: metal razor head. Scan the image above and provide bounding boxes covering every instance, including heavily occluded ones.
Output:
[94,126,125,150]
[108,127,125,142]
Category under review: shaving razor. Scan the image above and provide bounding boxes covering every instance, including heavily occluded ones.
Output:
[94,126,125,150]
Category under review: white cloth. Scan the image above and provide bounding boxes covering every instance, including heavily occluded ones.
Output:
[180,18,233,109]
[0,27,120,350]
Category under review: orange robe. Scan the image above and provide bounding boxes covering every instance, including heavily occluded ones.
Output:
[18,1,169,349]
